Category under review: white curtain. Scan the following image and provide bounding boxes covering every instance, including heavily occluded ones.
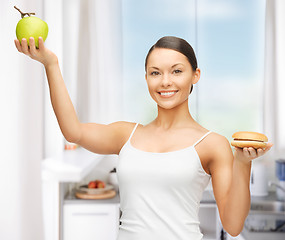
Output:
[64,0,123,125]
[264,0,285,158]
[42,1,123,239]
[0,1,44,240]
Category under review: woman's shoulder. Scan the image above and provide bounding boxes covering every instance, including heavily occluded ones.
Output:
[205,131,231,148]
[109,120,138,130]
[208,130,228,142]
[205,131,233,160]
[109,121,139,138]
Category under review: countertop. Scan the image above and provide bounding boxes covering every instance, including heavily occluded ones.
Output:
[42,147,105,182]
[250,190,282,202]
[64,189,282,205]
[64,189,217,204]
[64,190,120,205]
[201,189,282,203]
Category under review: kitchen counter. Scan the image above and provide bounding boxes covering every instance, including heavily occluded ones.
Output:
[64,189,216,204]
[241,227,285,240]
[42,147,105,182]
[250,190,282,202]
[64,190,120,204]
[200,190,282,204]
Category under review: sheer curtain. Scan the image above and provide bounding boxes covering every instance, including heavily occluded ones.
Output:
[263,0,285,158]
[0,1,44,239]
[42,1,123,239]
[73,0,123,124]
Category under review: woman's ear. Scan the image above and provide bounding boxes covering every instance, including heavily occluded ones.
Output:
[192,68,201,84]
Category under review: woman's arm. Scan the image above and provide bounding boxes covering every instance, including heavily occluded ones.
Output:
[14,37,132,154]
[209,135,272,236]
[44,62,81,143]
[15,37,81,142]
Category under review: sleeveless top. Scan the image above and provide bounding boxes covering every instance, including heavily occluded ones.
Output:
[116,123,212,240]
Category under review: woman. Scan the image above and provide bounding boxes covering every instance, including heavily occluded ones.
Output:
[15,36,273,239]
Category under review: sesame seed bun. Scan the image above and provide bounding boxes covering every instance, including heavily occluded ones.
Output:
[231,131,268,149]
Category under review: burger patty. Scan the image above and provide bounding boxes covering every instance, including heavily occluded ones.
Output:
[234,139,264,142]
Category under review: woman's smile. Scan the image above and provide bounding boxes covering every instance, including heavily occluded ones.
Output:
[158,90,179,98]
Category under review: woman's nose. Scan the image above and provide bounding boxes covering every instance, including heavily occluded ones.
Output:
[161,74,172,87]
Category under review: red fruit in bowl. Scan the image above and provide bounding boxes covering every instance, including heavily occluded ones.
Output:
[88,181,96,188]
[96,180,105,188]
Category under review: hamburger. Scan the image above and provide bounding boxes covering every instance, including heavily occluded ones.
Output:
[231,131,268,149]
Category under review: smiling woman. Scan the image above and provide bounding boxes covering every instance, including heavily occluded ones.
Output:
[146,48,196,110]
[144,37,200,111]
[145,36,197,96]
[114,35,273,239]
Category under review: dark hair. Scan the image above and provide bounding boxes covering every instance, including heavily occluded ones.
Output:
[145,36,197,94]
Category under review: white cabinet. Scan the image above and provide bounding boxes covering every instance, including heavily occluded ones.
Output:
[63,202,120,240]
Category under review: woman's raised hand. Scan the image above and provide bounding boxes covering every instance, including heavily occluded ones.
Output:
[14,37,58,67]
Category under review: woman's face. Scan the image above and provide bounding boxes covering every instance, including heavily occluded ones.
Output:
[145,48,200,110]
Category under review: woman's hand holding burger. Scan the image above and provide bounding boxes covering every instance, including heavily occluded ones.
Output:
[231,131,273,164]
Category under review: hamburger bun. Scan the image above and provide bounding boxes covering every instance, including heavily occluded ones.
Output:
[231,131,268,149]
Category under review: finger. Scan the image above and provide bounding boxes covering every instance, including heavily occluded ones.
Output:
[14,39,22,52]
[21,38,31,56]
[265,142,273,150]
[243,147,250,158]
[264,147,272,155]
[248,147,257,158]
[38,36,45,51]
[257,148,264,157]
[234,147,243,154]
[234,147,239,152]
[29,37,37,56]
[259,143,273,156]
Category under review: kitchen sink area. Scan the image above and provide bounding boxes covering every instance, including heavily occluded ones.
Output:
[240,191,285,240]
[250,201,285,215]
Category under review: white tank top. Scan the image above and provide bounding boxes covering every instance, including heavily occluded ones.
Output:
[117,123,212,240]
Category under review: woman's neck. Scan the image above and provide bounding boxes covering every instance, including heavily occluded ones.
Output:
[153,100,196,130]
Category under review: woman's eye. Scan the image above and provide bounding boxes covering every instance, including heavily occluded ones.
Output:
[150,71,160,76]
[173,69,182,74]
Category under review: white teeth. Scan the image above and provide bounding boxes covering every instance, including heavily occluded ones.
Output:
[160,91,176,96]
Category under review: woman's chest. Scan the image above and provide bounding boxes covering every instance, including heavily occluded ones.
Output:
[129,131,212,175]
[130,131,196,153]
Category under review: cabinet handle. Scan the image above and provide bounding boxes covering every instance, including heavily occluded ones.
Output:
[72,212,109,216]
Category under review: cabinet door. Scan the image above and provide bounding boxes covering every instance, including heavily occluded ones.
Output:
[63,204,120,240]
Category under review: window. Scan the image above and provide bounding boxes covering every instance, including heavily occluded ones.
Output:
[122,0,266,141]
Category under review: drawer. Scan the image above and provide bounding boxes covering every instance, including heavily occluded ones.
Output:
[63,203,120,240]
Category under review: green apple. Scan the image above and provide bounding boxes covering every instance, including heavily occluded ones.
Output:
[15,6,48,48]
